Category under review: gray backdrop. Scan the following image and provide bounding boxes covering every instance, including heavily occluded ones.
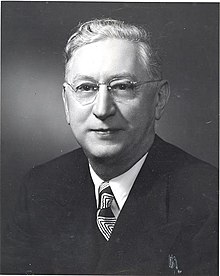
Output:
[2,2,219,219]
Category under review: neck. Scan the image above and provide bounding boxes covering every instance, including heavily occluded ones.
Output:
[87,134,155,181]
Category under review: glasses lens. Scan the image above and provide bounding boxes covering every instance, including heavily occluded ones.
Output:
[110,80,136,101]
[73,82,98,105]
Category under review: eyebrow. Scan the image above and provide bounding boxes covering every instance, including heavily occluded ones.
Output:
[71,73,138,83]
[71,75,96,82]
[108,73,138,81]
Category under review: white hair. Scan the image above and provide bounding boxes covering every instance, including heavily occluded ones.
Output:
[64,18,161,79]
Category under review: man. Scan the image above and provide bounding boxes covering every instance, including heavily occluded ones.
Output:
[2,19,218,275]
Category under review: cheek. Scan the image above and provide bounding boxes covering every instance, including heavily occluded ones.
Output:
[120,97,156,128]
[138,93,157,119]
[68,100,89,128]
[69,109,89,143]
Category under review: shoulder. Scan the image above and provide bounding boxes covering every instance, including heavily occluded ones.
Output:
[23,147,89,204]
[149,135,218,221]
[148,135,218,179]
[32,147,87,173]
[30,147,88,180]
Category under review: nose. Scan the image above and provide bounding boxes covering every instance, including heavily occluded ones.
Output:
[92,85,116,120]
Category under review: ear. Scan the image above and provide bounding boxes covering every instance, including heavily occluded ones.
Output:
[155,80,170,120]
[62,85,70,124]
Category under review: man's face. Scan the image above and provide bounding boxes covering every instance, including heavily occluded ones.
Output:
[63,38,168,163]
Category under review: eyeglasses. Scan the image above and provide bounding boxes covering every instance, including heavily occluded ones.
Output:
[63,78,161,106]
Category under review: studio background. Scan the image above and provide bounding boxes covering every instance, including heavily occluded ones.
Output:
[1,2,219,220]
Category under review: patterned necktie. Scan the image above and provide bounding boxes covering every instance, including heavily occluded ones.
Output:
[97,182,116,241]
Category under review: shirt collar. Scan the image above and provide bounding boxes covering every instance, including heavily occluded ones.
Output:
[89,153,148,210]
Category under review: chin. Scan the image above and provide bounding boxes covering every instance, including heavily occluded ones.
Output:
[84,144,123,160]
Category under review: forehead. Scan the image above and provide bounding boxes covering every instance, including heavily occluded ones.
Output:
[65,38,146,80]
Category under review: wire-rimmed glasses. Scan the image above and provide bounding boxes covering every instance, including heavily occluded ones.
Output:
[63,78,161,106]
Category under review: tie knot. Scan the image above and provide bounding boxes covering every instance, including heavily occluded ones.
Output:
[99,182,114,209]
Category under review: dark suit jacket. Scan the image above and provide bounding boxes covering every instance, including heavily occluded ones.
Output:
[2,135,218,275]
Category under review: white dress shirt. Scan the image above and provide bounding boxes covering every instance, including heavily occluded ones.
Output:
[89,153,148,218]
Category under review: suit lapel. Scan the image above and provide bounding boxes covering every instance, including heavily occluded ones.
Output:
[96,136,182,274]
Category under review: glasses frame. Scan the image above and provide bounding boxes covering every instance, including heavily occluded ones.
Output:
[63,78,162,105]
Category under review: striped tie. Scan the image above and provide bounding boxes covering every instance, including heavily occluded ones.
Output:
[97,182,116,241]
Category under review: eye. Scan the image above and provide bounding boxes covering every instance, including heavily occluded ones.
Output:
[111,81,134,91]
[76,83,98,93]
[117,83,128,90]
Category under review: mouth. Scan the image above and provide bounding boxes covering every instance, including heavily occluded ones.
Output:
[91,128,121,135]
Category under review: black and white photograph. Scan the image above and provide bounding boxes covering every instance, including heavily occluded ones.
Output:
[1,2,219,275]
